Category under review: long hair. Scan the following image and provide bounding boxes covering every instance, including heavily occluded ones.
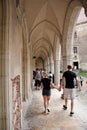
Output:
[43,72,48,78]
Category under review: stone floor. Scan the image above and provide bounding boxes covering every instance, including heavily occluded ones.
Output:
[22,81,87,130]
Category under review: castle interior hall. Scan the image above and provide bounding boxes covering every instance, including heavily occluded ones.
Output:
[0,0,87,130]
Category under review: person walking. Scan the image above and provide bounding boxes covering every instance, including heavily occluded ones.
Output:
[48,71,53,81]
[60,65,81,116]
[40,72,58,114]
[35,68,41,90]
[80,76,83,87]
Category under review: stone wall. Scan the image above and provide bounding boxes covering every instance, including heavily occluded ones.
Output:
[0,1,3,130]
[11,75,21,130]
[76,22,87,71]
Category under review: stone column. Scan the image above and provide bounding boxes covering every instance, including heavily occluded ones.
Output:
[63,55,73,71]
[22,39,28,101]
[49,50,54,74]
[54,38,61,85]
[50,62,54,74]
[44,60,48,72]
[45,58,49,73]
[62,29,73,71]
[47,57,50,73]
[54,60,60,85]
[0,0,10,130]
[62,35,73,71]
[0,2,3,128]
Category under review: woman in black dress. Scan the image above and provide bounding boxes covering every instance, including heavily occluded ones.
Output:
[41,73,57,114]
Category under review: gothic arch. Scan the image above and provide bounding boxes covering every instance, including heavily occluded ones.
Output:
[32,37,53,51]
[29,20,61,41]
[62,0,82,69]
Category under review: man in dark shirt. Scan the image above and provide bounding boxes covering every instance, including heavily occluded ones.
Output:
[61,65,81,116]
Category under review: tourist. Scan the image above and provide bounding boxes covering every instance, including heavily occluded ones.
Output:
[59,65,81,116]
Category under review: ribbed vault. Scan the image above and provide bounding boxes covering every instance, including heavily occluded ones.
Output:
[23,0,87,68]
[24,0,64,63]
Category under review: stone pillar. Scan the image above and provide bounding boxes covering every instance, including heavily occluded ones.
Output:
[54,60,60,85]
[0,0,10,130]
[63,55,73,71]
[0,2,3,128]
[54,38,61,85]
[22,40,28,101]
[49,49,54,74]
[44,60,48,72]
[62,27,73,71]
[47,57,50,73]
[45,58,49,73]
[50,62,54,74]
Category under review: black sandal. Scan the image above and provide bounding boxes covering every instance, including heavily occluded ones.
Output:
[70,112,74,116]
[47,109,50,112]
[63,105,67,110]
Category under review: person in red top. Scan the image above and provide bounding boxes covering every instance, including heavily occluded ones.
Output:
[41,72,57,114]
[86,81,87,91]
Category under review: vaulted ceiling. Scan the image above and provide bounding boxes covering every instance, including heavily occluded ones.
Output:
[22,0,85,61]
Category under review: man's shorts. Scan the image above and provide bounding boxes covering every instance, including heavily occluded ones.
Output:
[64,88,76,99]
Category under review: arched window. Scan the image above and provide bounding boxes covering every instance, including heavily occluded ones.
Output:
[73,47,77,53]
[74,31,77,39]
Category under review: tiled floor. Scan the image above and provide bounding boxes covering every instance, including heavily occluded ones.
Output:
[22,85,87,130]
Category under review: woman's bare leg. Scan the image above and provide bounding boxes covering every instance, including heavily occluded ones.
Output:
[43,96,47,112]
[47,96,50,111]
